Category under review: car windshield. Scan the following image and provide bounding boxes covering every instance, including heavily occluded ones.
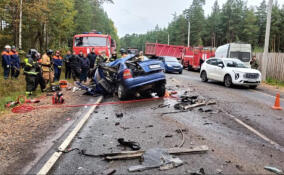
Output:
[230,52,250,62]
[164,57,178,62]
[224,60,247,68]
[75,37,107,47]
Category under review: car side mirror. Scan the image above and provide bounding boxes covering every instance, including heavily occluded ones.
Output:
[218,64,224,68]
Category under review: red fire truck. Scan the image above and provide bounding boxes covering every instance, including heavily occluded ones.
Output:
[73,31,116,57]
[145,43,215,71]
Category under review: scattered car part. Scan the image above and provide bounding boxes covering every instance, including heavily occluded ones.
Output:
[128,148,183,172]
[117,138,141,150]
[264,166,283,175]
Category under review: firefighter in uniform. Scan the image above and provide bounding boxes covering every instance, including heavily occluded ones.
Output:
[1,45,11,79]
[41,49,54,87]
[95,51,108,67]
[10,46,20,79]
[119,48,128,58]
[36,52,46,92]
[24,50,40,96]
[53,50,63,81]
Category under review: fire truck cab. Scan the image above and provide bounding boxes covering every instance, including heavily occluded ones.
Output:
[73,31,116,57]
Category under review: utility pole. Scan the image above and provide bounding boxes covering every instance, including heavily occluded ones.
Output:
[187,21,190,47]
[168,33,170,45]
[262,0,273,81]
[19,0,23,49]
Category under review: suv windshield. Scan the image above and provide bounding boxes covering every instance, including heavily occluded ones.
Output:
[224,60,247,68]
[75,37,107,47]
[164,57,178,62]
[230,52,250,62]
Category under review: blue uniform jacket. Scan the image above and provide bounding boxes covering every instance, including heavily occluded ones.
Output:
[1,51,11,67]
[53,56,63,68]
[10,51,20,68]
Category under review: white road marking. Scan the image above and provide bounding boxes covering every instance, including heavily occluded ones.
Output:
[37,96,104,175]
[225,112,282,150]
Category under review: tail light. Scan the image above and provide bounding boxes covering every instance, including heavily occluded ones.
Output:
[123,69,133,79]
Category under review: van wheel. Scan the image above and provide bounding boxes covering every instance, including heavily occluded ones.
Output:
[201,71,208,82]
[117,84,127,100]
[188,65,192,71]
[224,75,233,87]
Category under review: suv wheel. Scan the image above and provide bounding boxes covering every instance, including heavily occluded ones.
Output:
[249,85,257,89]
[224,75,233,87]
[201,71,208,82]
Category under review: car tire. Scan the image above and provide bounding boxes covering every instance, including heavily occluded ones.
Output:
[179,71,182,74]
[224,75,233,88]
[117,84,127,100]
[156,83,166,97]
[249,85,258,89]
[201,71,208,82]
[181,61,185,69]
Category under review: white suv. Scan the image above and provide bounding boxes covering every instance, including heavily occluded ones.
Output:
[200,58,261,88]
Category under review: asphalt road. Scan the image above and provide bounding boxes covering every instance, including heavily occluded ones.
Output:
[43,70,284,174]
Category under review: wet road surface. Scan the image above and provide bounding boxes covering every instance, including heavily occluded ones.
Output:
[45,70,283,174]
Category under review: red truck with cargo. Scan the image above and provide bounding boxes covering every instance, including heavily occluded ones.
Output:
[145,43,215,71]
[73,31,116,57]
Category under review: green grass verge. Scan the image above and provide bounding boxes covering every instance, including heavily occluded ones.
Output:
[266,77,284,88]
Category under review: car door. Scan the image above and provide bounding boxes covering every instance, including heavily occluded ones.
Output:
[206,59,217,79]
[214,59,225,81]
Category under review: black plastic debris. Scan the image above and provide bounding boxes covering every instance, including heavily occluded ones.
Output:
[117,138,141,150]
[115,113,123,118]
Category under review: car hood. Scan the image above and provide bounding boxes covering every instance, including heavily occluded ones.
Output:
[229,68,261,74]
[165,62,181,66]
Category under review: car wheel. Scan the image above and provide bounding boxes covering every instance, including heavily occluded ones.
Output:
[201,71,208,82]
[181,61,185,69]
[117,84,127,100]
[224,75,233,88]
[156,83,166,97]
[179,71,182,74]
[249,85,258,89]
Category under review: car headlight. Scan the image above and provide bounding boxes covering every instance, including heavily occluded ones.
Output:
[167,64,173,67]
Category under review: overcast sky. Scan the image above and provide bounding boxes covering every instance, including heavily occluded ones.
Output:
[103,0,283,37]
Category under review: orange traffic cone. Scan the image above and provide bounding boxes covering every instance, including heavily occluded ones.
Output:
[164,90,170,97]
[272,93,282,110]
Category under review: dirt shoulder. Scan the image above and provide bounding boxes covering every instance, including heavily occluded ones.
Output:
[0,88,91,174]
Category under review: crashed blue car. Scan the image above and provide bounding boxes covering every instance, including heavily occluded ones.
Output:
[87,54,166,100]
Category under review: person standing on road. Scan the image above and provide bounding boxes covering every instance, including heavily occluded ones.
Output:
[10,46,20,79]
[95,51,108,67]
[41,49,54,87]
[24,50,40,96]
[87,48,97,69]
[64,50,72,79]
[79,52,90,83]
[70,51,81,81]
[53,50,63,81]
[250,56,259,69]
[1,45,11,79]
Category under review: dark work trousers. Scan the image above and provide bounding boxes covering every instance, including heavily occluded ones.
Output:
[35,73,46,91]
[11,66,20,78]
[54,67,62,81]
[3,66,10,79]
[80,68,88,82]
[26,75,37,93]
[65,65,71,79]
[71,67,81,81]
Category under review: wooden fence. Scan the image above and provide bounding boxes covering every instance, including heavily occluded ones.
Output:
[255,53,284,81]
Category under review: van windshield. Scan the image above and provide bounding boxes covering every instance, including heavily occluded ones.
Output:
[75,37,107,47]
[230,52,250,62]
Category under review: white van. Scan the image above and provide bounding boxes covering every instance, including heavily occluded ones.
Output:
[215,43,252,67]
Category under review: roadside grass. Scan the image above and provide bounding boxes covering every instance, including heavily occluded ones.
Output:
[265,77,284,88]
[0,68,70,113]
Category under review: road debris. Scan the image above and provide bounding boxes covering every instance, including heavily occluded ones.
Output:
[177,128,185,148]
[145,124,154,128]
[115,122,120,126]
[102,168,116,175]
[264,166,283,175]
[165,134,173,138]
[117,138,141,150]
[115,113,123,118]
[105,145,209,160]
[151,104,170,110]
[128,148,183,172]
